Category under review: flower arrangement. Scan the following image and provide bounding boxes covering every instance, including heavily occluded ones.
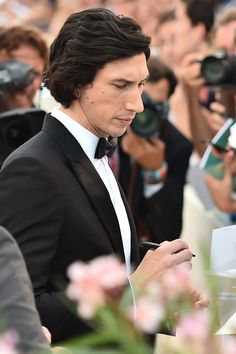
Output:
[64,254,236,354]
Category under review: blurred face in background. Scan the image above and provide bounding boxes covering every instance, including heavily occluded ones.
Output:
[8,44,44,104]
[145,78,170,102]
[173,0,205,64]
[110,0,139,20]
[0,43,45,109]
[155,0,177,15]
[111,0,161,46]
[158,19,179,69]
[214,21,236,55]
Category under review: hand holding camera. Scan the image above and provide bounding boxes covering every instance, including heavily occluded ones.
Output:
[178,52,205,90]
[121,127,165,171]
[200,51,236,87]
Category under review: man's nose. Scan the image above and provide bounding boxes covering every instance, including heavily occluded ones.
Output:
[125,89,144,113]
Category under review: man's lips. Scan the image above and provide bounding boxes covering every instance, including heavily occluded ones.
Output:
[117,116,135,125]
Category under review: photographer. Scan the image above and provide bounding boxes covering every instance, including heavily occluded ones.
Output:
[0,25,49,111]
[118,56,193,245]
[0,25,49,165]
[179,5,236,156]
[200,53,236,214]
[0,60,37,112]
[180,51,236,220]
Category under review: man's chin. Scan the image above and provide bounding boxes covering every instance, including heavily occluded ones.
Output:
[111,128,128,138]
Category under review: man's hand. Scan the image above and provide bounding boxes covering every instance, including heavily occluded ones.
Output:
[121,127,165,170]
[190,288,209,309]
[130,239,193,288]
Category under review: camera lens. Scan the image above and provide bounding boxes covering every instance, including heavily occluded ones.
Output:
[131,107,160,138]
[201,56,225,85]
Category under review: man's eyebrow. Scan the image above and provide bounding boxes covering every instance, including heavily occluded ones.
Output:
[112,75,150,84]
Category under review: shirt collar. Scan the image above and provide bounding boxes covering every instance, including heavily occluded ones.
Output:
[51,106,99,161]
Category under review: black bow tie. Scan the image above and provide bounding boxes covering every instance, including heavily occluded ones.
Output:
[94,137,117,159]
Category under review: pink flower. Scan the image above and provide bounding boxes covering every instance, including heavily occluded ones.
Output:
[89,255,128,289]
[128,283,164,334]
[176,309,210,340]
[161,264,191,299]
[66,255,128,318]
[129,297,164,333]
[67,262,105,318]
[0,331,19,354]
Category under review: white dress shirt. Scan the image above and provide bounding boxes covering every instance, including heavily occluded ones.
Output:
[51,107,132,274]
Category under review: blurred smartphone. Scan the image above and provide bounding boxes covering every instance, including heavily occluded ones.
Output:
[202,139,229,153]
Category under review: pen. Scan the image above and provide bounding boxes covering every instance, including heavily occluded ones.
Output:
[142,241,196,257]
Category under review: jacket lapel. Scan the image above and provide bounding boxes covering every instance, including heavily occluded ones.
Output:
[43,114,126,262]
[118,184,139,267]
[69,158,125,261]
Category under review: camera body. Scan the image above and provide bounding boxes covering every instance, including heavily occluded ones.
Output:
[200,51,236,87]
[0,60,36,95]
[131,92,169,138]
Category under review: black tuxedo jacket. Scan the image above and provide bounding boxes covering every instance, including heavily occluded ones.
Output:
[0,114,139,343]
[118,119,193,244]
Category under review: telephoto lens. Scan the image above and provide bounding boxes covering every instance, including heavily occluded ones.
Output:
[131,92,168,138]
[200,51,236,87]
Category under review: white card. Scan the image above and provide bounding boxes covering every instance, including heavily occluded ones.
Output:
[210,225,236,277]
[216,311,236,335]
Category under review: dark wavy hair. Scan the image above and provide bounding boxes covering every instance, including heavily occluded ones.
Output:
[43,8,151,107]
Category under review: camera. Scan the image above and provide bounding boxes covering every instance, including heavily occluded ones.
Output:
[200,51,236,86]
[131,92,169,138]
[0,60,36,95]
[0,107,45,166]
[0,61,44,166]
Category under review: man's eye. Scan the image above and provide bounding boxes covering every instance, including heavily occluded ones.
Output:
[114,83,127,89]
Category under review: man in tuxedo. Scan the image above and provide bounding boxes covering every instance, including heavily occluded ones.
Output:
[0,226,51,353]
[0,8,207,344]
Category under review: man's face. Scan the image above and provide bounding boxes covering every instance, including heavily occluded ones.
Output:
[75,53,149,138]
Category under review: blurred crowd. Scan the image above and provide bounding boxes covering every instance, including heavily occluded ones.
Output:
[1,0,236,349]
[1,0,236,230]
